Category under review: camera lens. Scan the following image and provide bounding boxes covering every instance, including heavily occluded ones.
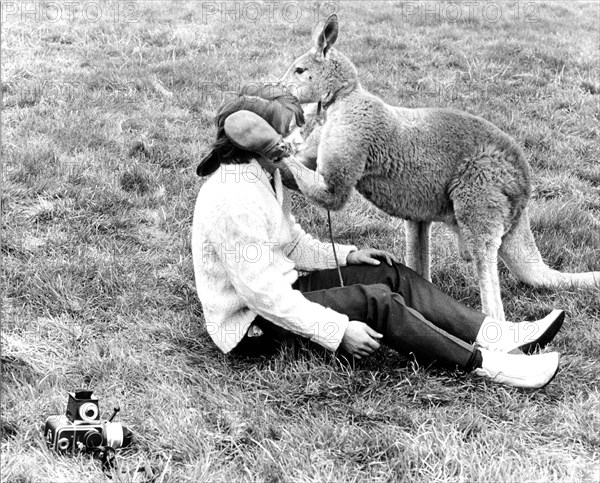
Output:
[78,402,99,422]
[103,422,133,449]
[103,422,122,448]
[83,430,103,449]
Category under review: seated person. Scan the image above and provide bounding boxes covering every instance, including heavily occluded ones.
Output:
[191,85,564,389]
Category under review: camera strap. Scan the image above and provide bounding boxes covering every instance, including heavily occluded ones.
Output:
[327,210,344,288]
[315,101,344,288]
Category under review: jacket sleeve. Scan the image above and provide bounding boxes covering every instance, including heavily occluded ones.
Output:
[208,202,349,351]
[284,214,357,272]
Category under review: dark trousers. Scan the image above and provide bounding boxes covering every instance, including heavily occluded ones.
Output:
[234,262,486,371]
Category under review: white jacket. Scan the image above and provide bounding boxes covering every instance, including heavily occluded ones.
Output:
[192,159,356,353]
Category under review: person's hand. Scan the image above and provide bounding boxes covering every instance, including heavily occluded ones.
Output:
[346,249,400,266]
[340,321,383,359]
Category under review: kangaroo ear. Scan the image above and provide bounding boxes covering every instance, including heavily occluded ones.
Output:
[312,14,339,57]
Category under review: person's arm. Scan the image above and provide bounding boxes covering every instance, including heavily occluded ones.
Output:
[284,214,357,272]
[209,202,349,351]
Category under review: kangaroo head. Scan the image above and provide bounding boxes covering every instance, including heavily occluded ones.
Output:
[279,14,358,105]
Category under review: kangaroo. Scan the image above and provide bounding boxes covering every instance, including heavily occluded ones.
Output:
[279,14,599,321]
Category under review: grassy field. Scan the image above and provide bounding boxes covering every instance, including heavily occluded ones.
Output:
[2,0,600,481]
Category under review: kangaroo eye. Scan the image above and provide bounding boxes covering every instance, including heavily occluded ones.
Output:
[294,67,307,74]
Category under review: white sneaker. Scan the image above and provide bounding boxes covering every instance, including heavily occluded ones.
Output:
[475,349,560,389]
[476,310,565,353]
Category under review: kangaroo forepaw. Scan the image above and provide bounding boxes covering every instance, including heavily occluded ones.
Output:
[282,156,349,211]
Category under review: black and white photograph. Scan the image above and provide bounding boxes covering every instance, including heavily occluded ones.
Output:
[2,1,599,481]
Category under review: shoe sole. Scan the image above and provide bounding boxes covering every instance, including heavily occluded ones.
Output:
[518,310,565,354]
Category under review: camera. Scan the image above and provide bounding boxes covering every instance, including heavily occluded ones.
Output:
[44,390,132,453]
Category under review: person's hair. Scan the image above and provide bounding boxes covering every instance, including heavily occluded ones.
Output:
[209,86,305,165]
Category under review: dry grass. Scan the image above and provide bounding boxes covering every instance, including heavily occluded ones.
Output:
[2,1,599,481]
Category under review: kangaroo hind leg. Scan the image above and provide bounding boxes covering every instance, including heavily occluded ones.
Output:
[452,180,510,321]
[457,220,505,320]
[405,220,432,281]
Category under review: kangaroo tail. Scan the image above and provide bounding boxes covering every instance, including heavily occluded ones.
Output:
[499,207,600,288]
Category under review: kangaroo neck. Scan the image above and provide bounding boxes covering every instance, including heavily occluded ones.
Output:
[322,80,360,111]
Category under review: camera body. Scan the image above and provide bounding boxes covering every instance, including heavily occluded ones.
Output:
[44,390,132,453]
